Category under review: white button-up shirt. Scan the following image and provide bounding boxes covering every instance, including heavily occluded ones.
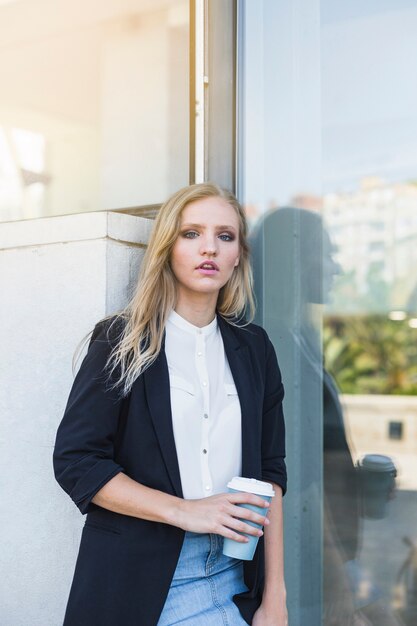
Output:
[165,310,242,499]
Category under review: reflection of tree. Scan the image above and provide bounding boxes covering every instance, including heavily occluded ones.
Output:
[324,316,417,395]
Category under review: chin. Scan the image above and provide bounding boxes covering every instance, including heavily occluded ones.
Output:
[196,285,223,295]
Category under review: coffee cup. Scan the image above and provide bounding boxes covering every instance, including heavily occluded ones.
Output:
[222,477,275,561]
[357,454,397,519]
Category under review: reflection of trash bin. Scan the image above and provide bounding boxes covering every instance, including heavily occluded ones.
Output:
[357,454,397,519]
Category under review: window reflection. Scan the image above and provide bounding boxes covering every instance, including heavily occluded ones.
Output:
[239,0,417,623]
[250,206,324,622]
[322,2,417,624]
[251,205,407,624]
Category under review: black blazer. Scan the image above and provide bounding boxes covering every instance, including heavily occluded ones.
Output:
[53,315,286,626]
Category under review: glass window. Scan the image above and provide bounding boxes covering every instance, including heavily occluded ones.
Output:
[0,0,189,222]
[239,1,417,625]
[238,2,323,623]
[322,3,417,625]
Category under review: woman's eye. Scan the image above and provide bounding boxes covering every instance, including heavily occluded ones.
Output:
[181,230,234,241]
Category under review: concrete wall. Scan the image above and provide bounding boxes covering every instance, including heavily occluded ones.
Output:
[0,211,153,626]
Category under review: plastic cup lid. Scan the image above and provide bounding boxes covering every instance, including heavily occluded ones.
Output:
[360,454,396,472]
[227,476,275,497]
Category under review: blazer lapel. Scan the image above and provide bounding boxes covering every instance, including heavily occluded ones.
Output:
[217,316,260,480]
[143,335,183,498]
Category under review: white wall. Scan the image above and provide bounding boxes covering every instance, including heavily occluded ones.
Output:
[0,211,152,626]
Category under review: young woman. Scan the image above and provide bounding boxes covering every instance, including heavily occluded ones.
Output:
[53,183,287,626]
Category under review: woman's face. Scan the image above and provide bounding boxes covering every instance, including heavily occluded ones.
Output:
[170,196,241,303]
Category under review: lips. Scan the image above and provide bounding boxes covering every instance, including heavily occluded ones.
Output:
[197,261,219,271]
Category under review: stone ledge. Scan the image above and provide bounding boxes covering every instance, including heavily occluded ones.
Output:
[341,394,417,409]
[0,210,154,251]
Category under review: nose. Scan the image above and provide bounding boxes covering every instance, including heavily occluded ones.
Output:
[200,233,218,256]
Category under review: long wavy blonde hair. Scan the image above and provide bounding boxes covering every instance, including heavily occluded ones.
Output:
[87,182,255,396]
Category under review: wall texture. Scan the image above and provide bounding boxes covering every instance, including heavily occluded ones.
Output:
[0,211,152,626]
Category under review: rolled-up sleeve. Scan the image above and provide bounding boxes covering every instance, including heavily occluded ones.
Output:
[53,320,125,514]
[260,331,287,495]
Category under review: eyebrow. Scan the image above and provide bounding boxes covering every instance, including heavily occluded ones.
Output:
[180,223,237,231]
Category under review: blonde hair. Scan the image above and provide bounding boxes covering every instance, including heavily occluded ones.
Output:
[89,182,255,396]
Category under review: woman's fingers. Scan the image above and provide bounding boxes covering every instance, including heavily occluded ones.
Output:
[180,492,271,537]
[217,514,263,541]
[227,503,269,527]
[226,517,264,538]
[218,504,269,538]
[220,527,249,543]
[229,492,270,509]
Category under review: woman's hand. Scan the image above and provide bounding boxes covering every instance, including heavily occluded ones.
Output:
[252,600,288,625]
[175,492,270,541]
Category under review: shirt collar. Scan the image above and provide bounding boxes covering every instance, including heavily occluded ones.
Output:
[167,309,218,337]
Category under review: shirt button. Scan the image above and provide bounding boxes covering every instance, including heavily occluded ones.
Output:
[197,329,202,334]
[202,381,207,386]
[205,485,210,490]
[204,413,208,419]
[203,449,207,454]
[197,351,203,356]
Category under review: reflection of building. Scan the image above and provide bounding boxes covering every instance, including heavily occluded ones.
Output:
[323,177,417,312]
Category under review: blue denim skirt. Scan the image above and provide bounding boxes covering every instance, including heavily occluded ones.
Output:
[157,532,249,625]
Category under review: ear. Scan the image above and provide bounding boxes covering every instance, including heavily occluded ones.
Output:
[234,257,240,267]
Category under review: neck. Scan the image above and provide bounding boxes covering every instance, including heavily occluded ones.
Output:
[174,295,217,328]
